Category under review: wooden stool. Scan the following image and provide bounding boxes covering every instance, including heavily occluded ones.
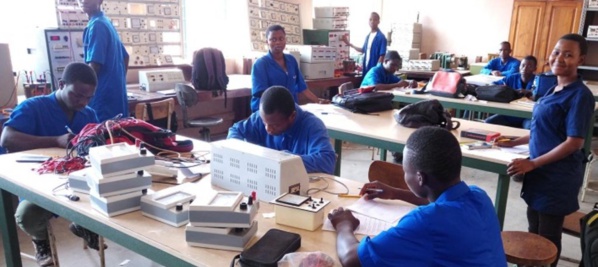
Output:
[563,211,584,237]
[502,231,557,267]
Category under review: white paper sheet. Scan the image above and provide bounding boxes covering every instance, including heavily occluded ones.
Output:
[322,212,396,236]
[346,197,414,223]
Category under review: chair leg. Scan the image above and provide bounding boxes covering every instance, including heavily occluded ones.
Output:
[200,127,211,142]
[47,223,60,267]
[82,235,106,267]
[581,155,595,202]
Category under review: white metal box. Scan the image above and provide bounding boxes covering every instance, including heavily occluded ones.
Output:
[210,139,309,202]
[314,7,349,18]
[88,143,155,178]
[185,221,258,251]
[405,59,440,71]
[287,45,337,63]
[313,18,348,30]
[271,193,330,231]
[300,62,335,79]
[90,190,143,217]
[140,184,197,227]
[188,191,258,228]
[87,170,152,197]
[138,68,185,92]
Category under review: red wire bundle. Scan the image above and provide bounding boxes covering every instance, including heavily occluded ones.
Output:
[36,156,87,175]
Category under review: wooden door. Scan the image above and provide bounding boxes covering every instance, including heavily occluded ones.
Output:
[537,0,583,72]
[509,1,546,69]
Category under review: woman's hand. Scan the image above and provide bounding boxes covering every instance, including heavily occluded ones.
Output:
[507,158,536,176]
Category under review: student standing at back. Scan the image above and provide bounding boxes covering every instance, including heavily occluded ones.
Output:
[342,12,387,77]
[79,0,130,121]
[497,33,595,267]
[251,25,328,112]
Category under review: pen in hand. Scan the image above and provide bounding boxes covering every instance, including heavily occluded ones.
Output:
[365,188,383,193]
[64,125,75,135]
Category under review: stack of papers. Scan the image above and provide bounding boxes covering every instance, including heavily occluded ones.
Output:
[322,197,415,236]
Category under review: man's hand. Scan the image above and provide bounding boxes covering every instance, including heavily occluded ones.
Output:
[340,35,350,45]
[56,133,74,148]
[328,207,360,231]
[318,98,331,104]
[491,70,502,76]
[359,181,395,200]
[396,80,409,88]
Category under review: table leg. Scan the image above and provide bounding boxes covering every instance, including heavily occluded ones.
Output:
[334,139,343,176]
[0,189,22,267]
[494,174,510,230]
[379,149,387,161]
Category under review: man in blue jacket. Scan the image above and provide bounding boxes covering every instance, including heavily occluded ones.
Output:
[361,51,416,90]
[342,12,387,76]
[481,41,520,77]
[228,86,336,174]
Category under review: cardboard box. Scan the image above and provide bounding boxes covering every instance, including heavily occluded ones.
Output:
[300,62,335,79]
[313,18,348,30]
[588,25,598,39]
[461,128,501,142]
[314,7,349,18]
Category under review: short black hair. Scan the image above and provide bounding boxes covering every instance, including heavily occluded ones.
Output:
[260,86,295,117]
[266,25,286,38]
[500,41,511,49]
[385,50,401,61]
[61,62,97,86]
[523,55,537,66]
[371,12,380,20]
[405,127,461,183]
[560,33,588,56]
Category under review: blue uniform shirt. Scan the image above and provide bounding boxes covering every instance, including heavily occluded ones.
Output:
[4,93,98,136]
[227,104,336,174]
[83,11,129,121]
[492,73,534,90]
[360,64,400,87]
[361,29,387,77]
[524,77,595,215]
[251,52,308,112]
[480,57,520,76]
[357,182,506,267]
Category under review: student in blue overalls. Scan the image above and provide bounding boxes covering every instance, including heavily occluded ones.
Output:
[251,24,328,113]
[497,33,595,267]
[484,55,537,129]
[341,12,387,77]
[0,63,106,267]
[481,41,520,77]
[360,51,417,90]
[328,127,507,266]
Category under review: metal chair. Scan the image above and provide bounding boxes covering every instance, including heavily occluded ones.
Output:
[175,83,223,142]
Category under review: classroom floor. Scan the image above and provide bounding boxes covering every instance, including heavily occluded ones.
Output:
[0,142,596,267]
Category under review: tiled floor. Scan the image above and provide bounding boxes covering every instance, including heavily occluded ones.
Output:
[1,143,595,266]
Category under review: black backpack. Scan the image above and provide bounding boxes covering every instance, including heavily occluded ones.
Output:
[393,99,460,130]
[581,204,598,267]
[331,90,394,114]
[191,48,229,105]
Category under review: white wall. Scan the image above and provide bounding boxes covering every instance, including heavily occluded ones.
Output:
[381,0,515,62]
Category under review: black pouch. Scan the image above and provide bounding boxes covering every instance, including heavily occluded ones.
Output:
[475,85,519,103]
[231,229,301,267]
[331,90,394,114]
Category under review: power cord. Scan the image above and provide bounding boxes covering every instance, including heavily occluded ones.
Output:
[51,182,79,201]
[306,176,349,196]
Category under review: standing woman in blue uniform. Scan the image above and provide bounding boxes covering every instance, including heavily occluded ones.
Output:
[498,34,595,267]
[79,0,129,121]
[251,25,328,113]
[342,12,387,77]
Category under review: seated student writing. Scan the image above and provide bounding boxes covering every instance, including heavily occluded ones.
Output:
[328,127,506,267]
[360,51,416,90]
[228,86,336,174]
[0,62,106,267]
[481,41,520,76]
[484,55,537,129]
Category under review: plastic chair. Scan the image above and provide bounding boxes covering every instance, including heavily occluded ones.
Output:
[135,98,175,130]
[367,160,408,190]
[175,83,223,142]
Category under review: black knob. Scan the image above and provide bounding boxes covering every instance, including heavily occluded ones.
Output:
[176,203,183,211]
[247,196,253,205]
[240,202,247,210]
[141,189,148,195]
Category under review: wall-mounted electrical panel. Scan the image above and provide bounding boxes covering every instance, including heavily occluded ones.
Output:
[44,29,85,91]
[247,0,302,52]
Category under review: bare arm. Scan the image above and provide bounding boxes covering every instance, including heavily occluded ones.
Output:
[89,62,102,75]
[360,181,429,206]
[328,208,362,267]
[374,81,410,91]
[377,55,384,64]
[507,137,584,176]
[301,89,330,104]
[0,126,71,153]
[341,35,363,53]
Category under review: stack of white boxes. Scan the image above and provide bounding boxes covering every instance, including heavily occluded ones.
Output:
[186,191,259,251]
[287,45,336,79]
[313,7,349,31]
[85,143,155,217]
[390,23,423,62]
